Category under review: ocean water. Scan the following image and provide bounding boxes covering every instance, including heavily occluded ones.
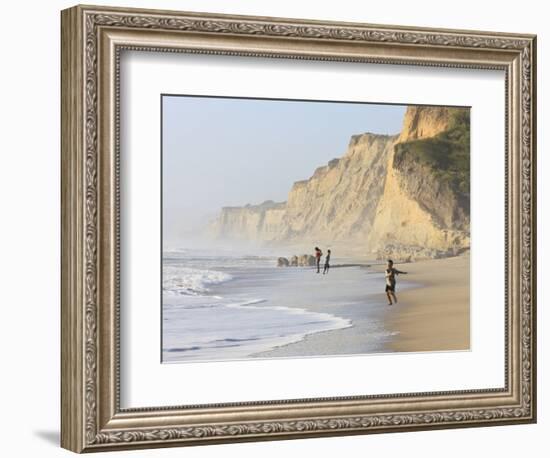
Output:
[162,248,398,363]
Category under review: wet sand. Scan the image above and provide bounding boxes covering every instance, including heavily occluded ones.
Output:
[254,254,470,358]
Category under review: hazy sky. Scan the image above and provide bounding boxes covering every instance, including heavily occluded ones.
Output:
[162,95,407,244]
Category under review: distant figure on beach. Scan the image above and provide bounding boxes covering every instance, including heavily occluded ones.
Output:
[323,249,331,274]
[314,247,323,273]
[385,259,407,305]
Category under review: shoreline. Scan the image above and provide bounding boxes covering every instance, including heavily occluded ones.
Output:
[252,254,469,358]
[163,253,389,362]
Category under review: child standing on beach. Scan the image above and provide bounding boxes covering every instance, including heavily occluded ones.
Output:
[323,249,331,274]
[385,259,407,305]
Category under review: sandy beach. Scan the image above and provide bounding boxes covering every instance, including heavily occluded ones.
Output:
[383,254,470,352]
[254,254,470,358]
[163,249,470,362]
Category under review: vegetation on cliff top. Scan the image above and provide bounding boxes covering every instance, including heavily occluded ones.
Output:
[394,108,470,195]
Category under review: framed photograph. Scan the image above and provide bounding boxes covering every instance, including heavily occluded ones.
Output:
[61,4,537,453]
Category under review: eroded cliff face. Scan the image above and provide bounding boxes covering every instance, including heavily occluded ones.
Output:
[208,106,470,259]
[283,133,395,242]
[209,200,286,241]
[397,106,453,142]
[368,106,470,258]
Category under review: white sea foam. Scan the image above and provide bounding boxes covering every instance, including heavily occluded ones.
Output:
[163,266,232,296]
[162,294,352,362]
[161,250,397,363]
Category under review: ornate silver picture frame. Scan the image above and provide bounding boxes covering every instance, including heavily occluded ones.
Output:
[61,4,536,453]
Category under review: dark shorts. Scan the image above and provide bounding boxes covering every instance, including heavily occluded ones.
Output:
[385,284,395,292]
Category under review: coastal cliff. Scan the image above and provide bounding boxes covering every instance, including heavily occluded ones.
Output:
[208,106,470,259]
[368,106,470,259]
[209,200,286,241]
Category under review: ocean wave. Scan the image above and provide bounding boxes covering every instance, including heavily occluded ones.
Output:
[162,250,276,269]
[225,298,267,308]
[162,295,353,362]
[163,266,233,296]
